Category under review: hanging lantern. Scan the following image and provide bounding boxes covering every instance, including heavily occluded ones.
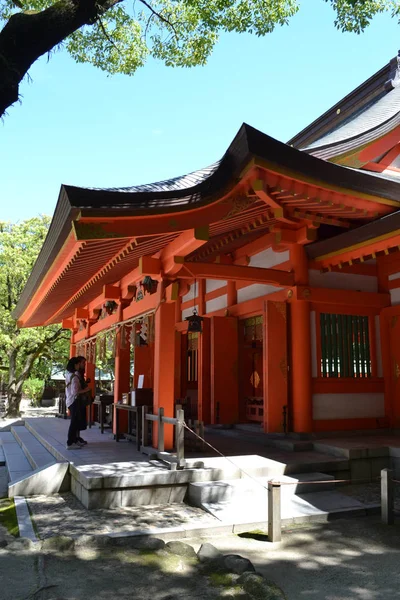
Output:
[185,308,204,333]
[142,276,158,295]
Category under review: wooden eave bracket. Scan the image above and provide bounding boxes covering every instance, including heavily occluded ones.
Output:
[177,261,294,288]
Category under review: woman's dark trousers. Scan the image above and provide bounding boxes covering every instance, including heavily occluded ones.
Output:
[67,401,80,446]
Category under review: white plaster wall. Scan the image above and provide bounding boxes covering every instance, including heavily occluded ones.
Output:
[249,248,290,269]
[310,311,318,378]
[237,284,282,304]
[375,315,383,378]
[388,271,400,281]
[390,287,400,305]
[182,305,198,321]
[313,393,385,420]
[389,154,400,169]
[308,270,378,293]
[182,282,198,303]
[206,279,227,293]
[206,294,228,314]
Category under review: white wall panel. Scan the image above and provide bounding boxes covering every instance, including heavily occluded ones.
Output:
[390,288,400,305]
[182,282,198,303]
[206,294,228,314]
[237,284,282,304]
[249,248,289,269]
[206,279,227,293]
[313,393,384,420]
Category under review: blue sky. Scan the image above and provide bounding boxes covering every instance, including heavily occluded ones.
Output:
[1,1,399,222]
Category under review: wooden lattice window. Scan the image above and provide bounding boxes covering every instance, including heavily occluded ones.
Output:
[187,332,198,382]
[320,313,372,378]
[243,316,263,343]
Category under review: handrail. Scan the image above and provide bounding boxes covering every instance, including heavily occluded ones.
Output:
[141,405,186,469]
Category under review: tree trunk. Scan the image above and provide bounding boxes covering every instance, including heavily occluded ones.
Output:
[7,388,22,418]
[0,0,120,117]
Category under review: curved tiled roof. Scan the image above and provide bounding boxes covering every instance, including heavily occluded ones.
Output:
[304,85,400,153]
[88,161,221,194]
[13,123,400,321]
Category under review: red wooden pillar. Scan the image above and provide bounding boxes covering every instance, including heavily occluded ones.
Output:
[85,361,96,423]
[264,300,288,433]
[69,334,76,359]
[112,328,131,435]
[198,318,211,423]
[227,281,237,307]
[290,299,313,433]
[380,309,393,424]
[134,345,154,389]
[153,301,177,449]
[211,316,239,424]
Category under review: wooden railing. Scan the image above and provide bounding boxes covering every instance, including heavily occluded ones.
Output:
[141,406,186,469]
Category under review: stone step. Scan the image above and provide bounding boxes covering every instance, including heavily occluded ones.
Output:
[0,445,5,466]
[188,472,335,507]
[201,490,369,525]
[0,430,33,482]
[271,440,314,452]
[11,425,56,470]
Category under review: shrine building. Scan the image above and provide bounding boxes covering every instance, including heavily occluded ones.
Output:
[14,52,400,447]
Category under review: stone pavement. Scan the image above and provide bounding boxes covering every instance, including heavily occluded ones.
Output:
[186,515,400,600]
[27,493,220,539]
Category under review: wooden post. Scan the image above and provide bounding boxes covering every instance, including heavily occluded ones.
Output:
[268,481,282,542]
[176,408,185,465]
[158,407,165,452]
[136,406,142,451]
[142,405,148,448]
[381,468,394,525]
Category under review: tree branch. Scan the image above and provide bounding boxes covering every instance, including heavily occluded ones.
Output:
[0,0,123,117]
[138,0,178,38]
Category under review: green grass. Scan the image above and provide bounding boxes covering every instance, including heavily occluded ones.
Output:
[238,530,269,542]
[0,498,19,537]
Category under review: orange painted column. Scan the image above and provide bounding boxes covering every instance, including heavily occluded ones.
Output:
[290,244,308,285]
[264,301,288,433]
[85,361,96,423]
[153,301,177,449]
[69,334,76,359]
[198,318,211,423]
[211,316,239,424]
[227,281,237,307]
[380,309,393,424]
[113,328,131,435]
[290,299,313,433]
[174,331,182,403]
[134,345,154,389]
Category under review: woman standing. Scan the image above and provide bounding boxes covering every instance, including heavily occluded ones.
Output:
[65,357,91,450]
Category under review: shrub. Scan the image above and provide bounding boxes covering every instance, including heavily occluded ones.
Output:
[23,378,44,407]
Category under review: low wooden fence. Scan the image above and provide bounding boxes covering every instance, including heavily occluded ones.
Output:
[141,406,186,469]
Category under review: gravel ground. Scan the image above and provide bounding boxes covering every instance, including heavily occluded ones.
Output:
[27,493,219,539]
[339,481,400,511]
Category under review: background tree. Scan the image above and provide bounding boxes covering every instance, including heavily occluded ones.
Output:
[0,0,398,119]
[0,217,69,417]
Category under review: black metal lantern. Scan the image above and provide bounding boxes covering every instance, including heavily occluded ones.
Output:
[142,276,158,295]
[185,308,204,333]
